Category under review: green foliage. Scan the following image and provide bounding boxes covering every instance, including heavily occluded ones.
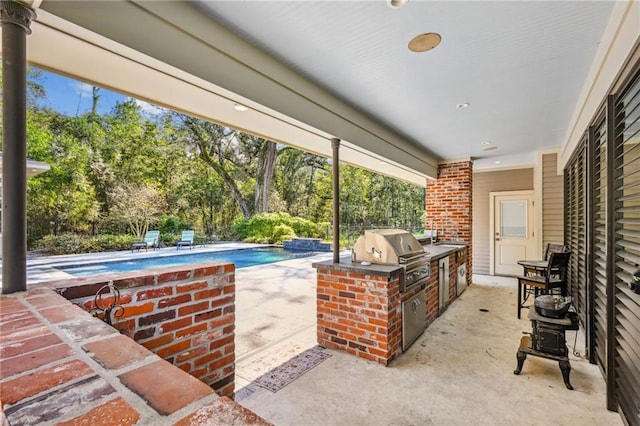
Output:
[34,233,137,255]
[110,183,164,238]
[159,216,191,235]
[22,68,426,253]
[234,212,323,244]
[272,224,296,244]
[160,232,180,246]
[194,234,209,245]
[34,234,83,255]
[339,165,425,234]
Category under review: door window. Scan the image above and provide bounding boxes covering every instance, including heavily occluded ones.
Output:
[500,200,527,238]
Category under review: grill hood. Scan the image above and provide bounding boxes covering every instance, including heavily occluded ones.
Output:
[352,229,425,264]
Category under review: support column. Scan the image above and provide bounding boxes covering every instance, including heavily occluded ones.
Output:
[426,160,473,285]
[1,0,36,293]
[331,138,340,263]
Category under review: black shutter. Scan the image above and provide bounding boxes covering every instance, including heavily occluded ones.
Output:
[565,140,588,329]
[591,116,608,371]
[612,69,640,425]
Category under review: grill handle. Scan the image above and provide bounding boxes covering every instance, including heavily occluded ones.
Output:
[399,252,429,264]
[404,276,429,293]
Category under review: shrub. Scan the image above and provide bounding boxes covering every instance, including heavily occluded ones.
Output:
[233,212,323,244]
[272,224,296,244]
[34,233,138,255]
[159,216,191,235]
[160,232,180,246]
[35,233,83,255]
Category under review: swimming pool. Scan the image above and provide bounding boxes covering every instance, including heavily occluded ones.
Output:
[56,247,322,277]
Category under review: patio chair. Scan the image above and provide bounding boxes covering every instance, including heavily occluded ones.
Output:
[131,230,160,252]
[544,243,568,260]
[176,230,195,250]
[517,251,571,319]
[521,243,568,276]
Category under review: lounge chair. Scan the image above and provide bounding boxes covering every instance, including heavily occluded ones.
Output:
[176,230,195,250]
[131,230,160,252]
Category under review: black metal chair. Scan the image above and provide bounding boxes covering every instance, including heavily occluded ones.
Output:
[521,243,567,276]
[517,251,571,319]
[544,243,568,260]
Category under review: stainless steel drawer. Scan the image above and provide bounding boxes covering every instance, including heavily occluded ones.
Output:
[402,291,427,351]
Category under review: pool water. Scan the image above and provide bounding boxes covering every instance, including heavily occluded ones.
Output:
[56,247,321,277]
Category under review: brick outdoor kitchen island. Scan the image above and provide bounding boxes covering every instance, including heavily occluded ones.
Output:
[314,243,468,365]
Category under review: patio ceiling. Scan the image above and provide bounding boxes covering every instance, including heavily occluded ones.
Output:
[6,1,616,183]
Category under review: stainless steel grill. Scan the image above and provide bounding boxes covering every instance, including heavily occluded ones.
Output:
[352,229,430,292]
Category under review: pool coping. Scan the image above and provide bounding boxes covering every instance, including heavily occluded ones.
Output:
[19,243,341,284]
[20,243,268,284]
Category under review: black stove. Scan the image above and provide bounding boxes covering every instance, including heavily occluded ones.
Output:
[514,305,579,390]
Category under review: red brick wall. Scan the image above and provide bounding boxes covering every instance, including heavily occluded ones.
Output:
[0,289,270,425]
[45,263,235,397]
[425,262,439,324]
[426,160,473,284]
[316,268,402,365]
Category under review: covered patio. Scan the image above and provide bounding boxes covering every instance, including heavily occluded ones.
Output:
[2,1,640,425]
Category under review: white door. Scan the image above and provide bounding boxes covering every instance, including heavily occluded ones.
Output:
[491,191,536,276]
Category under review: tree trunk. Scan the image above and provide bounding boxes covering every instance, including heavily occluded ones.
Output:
[91,87,100,115]
[255,140,277,213]
[196,142,251,218]
[183,118,252,218]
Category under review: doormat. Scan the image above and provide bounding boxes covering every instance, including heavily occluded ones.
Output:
[253,346,331,393]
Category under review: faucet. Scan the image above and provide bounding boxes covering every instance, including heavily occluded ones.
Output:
[429,220,436,244]
[449,221,457,242]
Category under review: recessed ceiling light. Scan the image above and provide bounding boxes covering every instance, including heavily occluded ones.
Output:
[408,33,441,53]
[380,161,387,165]
[495,161,501,164]
[234,104,248,112]
[481,141,491,145]
[456,102,470,109]
[388,0,409,8]
[482,146,498,152]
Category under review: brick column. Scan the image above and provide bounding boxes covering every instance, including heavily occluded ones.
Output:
[426,160,473,281]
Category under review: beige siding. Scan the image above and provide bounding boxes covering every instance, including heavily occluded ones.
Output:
[472,168,534,274]
[542,153,564,248]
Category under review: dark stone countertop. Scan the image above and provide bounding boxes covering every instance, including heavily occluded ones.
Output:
[312,256,403,276]
[312,242,468,275]
[422,243,467,261]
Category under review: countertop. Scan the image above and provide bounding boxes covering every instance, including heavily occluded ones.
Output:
[312,242,468,275]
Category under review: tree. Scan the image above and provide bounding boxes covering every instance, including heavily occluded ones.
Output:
[274,148,329,219]
[17,67,428,249]
[239,133,277,214]
[109,183,164,238]
[177,114,280,218]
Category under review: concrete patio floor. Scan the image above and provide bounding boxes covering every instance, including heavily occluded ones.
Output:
[234,260,622,426]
